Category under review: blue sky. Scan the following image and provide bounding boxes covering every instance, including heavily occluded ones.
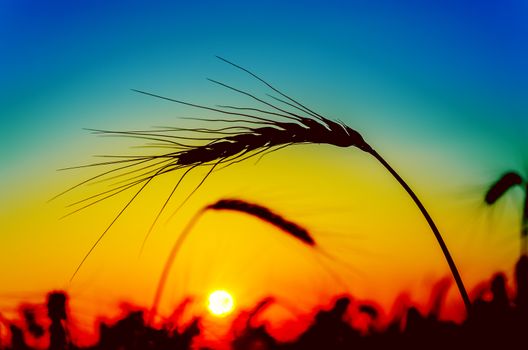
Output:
[2,1,526,166]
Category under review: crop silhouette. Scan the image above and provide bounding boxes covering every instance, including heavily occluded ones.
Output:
[2,257,528,349]
[150,198,320,322]
[47,292,69,350]
[485,171,528,255]
[60,57,471,312]
[208,199,315,245]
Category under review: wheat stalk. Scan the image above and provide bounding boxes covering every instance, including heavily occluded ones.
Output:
[485,171,528,255]
[62,57,471,313]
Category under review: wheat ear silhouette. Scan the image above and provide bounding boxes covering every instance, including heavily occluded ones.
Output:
[61,57,471,313]
[485,171,528,256]
[149,198,320,322]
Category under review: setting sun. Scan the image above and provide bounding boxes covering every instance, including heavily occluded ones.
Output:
[207,290,235,317]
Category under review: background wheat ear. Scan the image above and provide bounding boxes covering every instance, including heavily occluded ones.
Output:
[485,171,528,256]
[148,198,344,324]
[485,172,523,204]
[206,199,316,246]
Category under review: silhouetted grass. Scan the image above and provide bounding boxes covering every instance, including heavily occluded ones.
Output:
[3,256,528,350]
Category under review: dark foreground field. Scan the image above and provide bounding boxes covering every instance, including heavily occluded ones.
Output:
[2,256,528,350]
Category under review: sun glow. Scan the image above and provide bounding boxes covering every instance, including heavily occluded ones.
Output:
[207,290,235,317]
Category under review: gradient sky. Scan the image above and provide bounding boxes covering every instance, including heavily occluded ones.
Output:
[1,0,527,342]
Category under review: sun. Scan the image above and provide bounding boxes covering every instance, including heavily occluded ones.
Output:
[207,290,235,317]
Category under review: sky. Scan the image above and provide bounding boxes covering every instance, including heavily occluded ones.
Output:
[1,0,527,343]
